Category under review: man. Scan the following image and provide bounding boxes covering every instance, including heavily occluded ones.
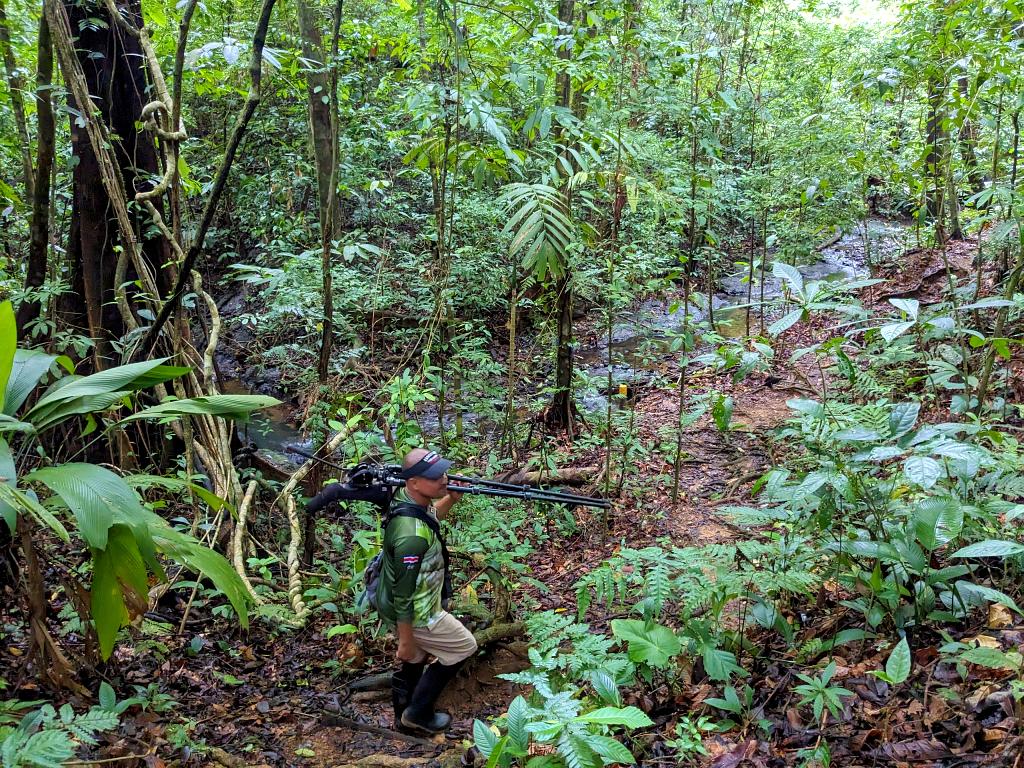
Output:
[375,448,478,734]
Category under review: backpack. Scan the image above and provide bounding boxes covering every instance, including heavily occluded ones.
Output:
[359,502,452,613]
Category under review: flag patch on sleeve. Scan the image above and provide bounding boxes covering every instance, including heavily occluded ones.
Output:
[402,556,420,566]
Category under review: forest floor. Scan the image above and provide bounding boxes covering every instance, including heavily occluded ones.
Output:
[33,228,1024,768]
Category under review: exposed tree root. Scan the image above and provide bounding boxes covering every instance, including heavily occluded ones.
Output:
[276,429,352,622]
[318,713,438,748]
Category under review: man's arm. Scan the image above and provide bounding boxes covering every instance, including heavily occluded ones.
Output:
[433,488,462,521]
[396,620,418,662]
[390,530,429,661]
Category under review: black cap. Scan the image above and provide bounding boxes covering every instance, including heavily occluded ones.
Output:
[399,450,452,480]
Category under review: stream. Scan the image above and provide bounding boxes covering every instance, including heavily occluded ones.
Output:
[229,218,911,468]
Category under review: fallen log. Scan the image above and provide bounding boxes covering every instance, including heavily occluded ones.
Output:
[814,226,843,251]
[472,621,525,647]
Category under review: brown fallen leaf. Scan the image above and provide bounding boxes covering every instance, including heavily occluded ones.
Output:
[867,738,951,762]
[710,738,758,768]
[981,720,1014,747]
[785,708,802,732]
[964,634,1001,650]
[988,604,1013,629]
[967,682,1003,710]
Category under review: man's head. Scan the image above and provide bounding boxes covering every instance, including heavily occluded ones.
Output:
[401,448,452,501]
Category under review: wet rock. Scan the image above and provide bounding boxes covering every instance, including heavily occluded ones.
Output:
[243,366,282,395]
[217,290,247,318]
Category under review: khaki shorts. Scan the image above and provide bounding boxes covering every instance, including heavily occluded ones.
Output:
[409,611,478,666]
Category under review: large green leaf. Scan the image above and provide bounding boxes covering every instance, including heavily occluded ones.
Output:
[787,398,824,419]
[914,497,963,551]
[0,438,15,533]
[91,546,129,660]
[772,261,804,294]
[4,348,66,417]
[0,481,69,541]
[26,359,189,428]
[114,505,250,627]
[474,719,499,759]
[125,473,232,515]
[0,301,16,413]
[576,706,653,728]
[702,646,747,681]
[121,394,281,424]
[609,619,680,668]
[880,321,915,343]
[952,540,1024,558]
[106,523,150,608]
[506,695,530,752]
[960,647,1023,670]
[0,413,35,434]
[888,298,920,319]
[884,637,911,684]
[588,670,621,707]
[30,391,133,431]
[835,427,882,442]
[888,402,920,438]
[767,308,804,337]
[585,734,636,764]
[27,463,149,549]
[951,581,1021,614]
[903,456,942,489]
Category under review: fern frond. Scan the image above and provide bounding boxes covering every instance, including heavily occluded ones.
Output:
[644,564,670,619]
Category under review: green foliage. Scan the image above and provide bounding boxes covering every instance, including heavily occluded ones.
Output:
[794,662,855,721]
[0,302,257,659]
[609,619,681,669]
[0,701,119,768]
[501,183,575,281]
[475,681,652,768]
[664,716,716,760]
[870,637,912,685]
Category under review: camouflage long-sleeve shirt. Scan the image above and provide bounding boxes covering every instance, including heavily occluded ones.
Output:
[375,495,445,627]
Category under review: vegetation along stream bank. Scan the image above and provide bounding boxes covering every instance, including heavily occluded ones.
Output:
[1,0,1023,766]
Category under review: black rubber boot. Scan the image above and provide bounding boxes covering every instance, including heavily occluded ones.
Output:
[400,660,464,734]
[391,662,425,724]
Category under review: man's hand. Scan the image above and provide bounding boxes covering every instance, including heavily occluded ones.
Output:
[397,638,420,662]
[396,622,420,662]
[434,480,464,520]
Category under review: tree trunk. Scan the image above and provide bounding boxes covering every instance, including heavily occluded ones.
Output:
[16,13,55,339]
[546,0,577,431]
[57,0,171,366]
[925,71,948,241]
[957,75,984,197]
[295,0,341,241]
[299,0,345,564]
[995,108,1020,283]
[551,275,575,429]
[0,0,33,200]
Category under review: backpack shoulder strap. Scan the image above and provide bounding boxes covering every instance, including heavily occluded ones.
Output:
[387,501,441,539]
